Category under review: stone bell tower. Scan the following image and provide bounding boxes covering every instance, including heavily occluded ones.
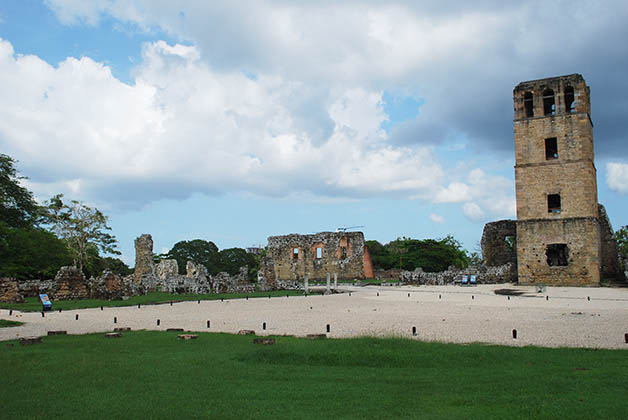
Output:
[513,74,602,285]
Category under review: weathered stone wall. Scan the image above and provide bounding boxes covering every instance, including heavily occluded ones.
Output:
[401,263,516,285]
[266,231,370,282]
[598,204,624,281]
[134,234,155,284]
[516,218,601,286]
[0,278,24,303]
[90,271,132,300]
[18,279,54,297]
[156,259,178,281]
[52,266,90,300]
[373,269,402,280]
[481,220,517,267]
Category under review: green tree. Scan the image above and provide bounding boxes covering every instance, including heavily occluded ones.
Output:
[217,247,258,278]
[0,154,41,227]
[163,239,220,274]
[0,222,72,279]
[44,194,119,273]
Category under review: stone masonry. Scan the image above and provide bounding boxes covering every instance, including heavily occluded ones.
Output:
[264,231,374,282]
[513,74,609,286]
[134,234,155,284]
[481,220,517,267]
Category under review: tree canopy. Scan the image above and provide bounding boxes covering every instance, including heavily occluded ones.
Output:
[366,235,470,272]
[44,194,120,273]
[0,154,40,227]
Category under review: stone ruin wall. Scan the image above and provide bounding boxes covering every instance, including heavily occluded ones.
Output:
[481,220,517,267]
[598,204,624,281]
[401,263,516,285]
[264,231,373,283]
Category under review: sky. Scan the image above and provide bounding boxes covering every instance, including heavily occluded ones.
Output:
[1,1,627,265]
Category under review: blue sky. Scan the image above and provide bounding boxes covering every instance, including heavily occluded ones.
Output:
[1,1,627,265]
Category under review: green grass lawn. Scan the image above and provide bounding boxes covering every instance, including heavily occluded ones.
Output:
[1,331,627,419]
[0,319,24,328]
[0,290,318,312]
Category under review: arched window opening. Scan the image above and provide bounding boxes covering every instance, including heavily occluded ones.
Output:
[524,92,534,117]
[564,86,575,113]
[543,89,555,115]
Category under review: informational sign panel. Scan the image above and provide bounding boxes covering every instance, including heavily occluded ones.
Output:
[40,294,52,309]
[470,275,477,284]
[461,275,469,284]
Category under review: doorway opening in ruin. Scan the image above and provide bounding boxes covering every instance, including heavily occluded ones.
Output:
[292,248,299,260]
[340,247,347,259]
[547,194,561,213]
[543,89,555,115]
[564,86,575,113]
[316,247,322,259]
[504,235,515,252]
[545,137,558,160]
[546,244,568,266]
[524,92,534,117]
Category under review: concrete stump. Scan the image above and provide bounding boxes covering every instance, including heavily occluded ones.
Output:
[47,331,67,336]
[238,329,255,335]
[306,334,327,339]
[19,337,42,345]
[166,328,184,332]
[177,334,198,340]
[113,327,131,332]
[253,338,275,345]
[105,332,122,338]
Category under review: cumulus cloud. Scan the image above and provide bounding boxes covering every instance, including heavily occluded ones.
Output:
[429,213,444,223]
[0,38,444,208]
[43,1,628,157]
[607,162,628,194]
[463,202,484,221]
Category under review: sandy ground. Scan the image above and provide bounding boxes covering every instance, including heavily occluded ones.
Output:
[2,284,628,349]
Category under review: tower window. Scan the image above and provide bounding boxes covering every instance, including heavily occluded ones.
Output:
[564,86,575,113]
[292,248,299,260]
[524,92,534,117]
[543,89,555,115]
[340,246,347,259]
[546,244,568,266]
[315,247,322,259]
[548,194,561,213]
[545,137,558,159]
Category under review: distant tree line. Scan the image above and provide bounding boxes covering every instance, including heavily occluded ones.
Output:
[366,236,472,272]
[156,239,259,280]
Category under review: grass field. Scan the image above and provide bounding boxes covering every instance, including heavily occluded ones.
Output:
[1,331,627,419]
[0,319,24,328]
[0,290,318,312]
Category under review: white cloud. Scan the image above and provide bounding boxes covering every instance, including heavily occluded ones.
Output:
[607,162,628,194]
[463,202,484,221]
[0,38,444,208]
[429,213,444,223]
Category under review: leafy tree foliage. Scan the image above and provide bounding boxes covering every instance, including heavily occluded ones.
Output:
[367,235,470,272]
[0,222,72,279]
[0,154,41,228]
[44,194,119,273]
[162,239,259,278]
[162,239,220,275]
[218,247,258,278]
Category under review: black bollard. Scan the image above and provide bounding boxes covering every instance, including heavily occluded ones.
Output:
[326,324,330,333]
[412,326,417,336]
[221,298,224,302]
[170,301,173,306]
[377,292,379,296]
[41,311,44,318]
[268,295,271,299]
[508,296,510,301]
[9,309,12,315]
[246,296,248,301]
[263,322,266,330]
[75,314,79,320]
[207,320,210,328]
[157,319,160,326]
[439,294,441,299]
[588,296,590,301]
[287,294,289,298]
[198,300,200,304]
[349,292,351,296]
[114,317,117,324]
[512,329,517,339]
[625,333,628,344]
[546,296,549,301]
[101,306,103,311]
[138,304,140,309]
[408,293,410,297]
[472,295,474,300]
[59,308,62,313]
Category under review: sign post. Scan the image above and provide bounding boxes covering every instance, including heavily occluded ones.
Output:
[39,294,52,311]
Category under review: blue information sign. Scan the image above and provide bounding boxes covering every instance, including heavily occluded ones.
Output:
[40,294,52,309]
